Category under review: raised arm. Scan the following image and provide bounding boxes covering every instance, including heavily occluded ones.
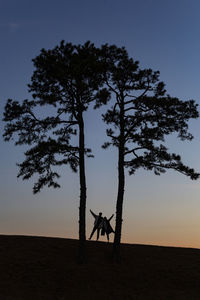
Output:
[108,214,114,222]
[90,209,97,218]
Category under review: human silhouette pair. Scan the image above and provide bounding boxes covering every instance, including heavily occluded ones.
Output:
[89,209,114,242]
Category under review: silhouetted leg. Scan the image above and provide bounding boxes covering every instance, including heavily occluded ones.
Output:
[106,233,109,242]
[96,228,100,240]
[89,226,97,240]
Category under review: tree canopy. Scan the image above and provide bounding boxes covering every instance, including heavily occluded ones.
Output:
[100,44,199,261]
[3,41,110,263]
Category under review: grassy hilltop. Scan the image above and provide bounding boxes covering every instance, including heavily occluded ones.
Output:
[0,235,200,299]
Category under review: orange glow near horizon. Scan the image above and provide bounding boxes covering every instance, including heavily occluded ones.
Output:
[2,221,200,250]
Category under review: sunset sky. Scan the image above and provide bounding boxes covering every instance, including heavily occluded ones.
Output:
[1,0,200,248]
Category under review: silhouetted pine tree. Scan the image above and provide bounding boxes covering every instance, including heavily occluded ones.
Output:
[3,41,109,263]
[100,44,199,262]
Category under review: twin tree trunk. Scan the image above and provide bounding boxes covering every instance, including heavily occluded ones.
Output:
[77,99,126,263]
[78,112,87,264]
[113,100,125,262]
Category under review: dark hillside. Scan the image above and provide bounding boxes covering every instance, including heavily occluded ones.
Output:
[0,235,200,299]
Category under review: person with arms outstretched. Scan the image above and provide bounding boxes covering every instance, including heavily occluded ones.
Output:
[89,210,103,241]
[101,214,115,242]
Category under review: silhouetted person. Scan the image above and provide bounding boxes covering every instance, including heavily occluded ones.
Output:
[89,210,103,240]
[101,214,115,242]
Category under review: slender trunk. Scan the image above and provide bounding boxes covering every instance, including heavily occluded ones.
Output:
[113,99,125,263]
[78,112,87,264]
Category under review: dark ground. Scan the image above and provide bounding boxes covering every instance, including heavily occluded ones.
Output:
[0,235,200,299]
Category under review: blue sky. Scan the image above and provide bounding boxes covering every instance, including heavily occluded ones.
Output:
[1,0,200,247]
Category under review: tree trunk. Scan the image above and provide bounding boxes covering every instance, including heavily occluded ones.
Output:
[113,99,125,263]
[78,113,87,264]
[113,147,125,262]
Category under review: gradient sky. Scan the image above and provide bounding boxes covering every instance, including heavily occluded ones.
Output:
[1,0,200,248]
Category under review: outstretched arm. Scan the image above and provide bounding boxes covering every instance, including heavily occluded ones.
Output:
[90,209,97,218]
[108,214,114,222]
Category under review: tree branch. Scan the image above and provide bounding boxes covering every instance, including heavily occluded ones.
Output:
[28,110,78,126]
[105,77,119,98]
[124,107,135,113]
[124,84,150,105]
[124,147,145,156]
